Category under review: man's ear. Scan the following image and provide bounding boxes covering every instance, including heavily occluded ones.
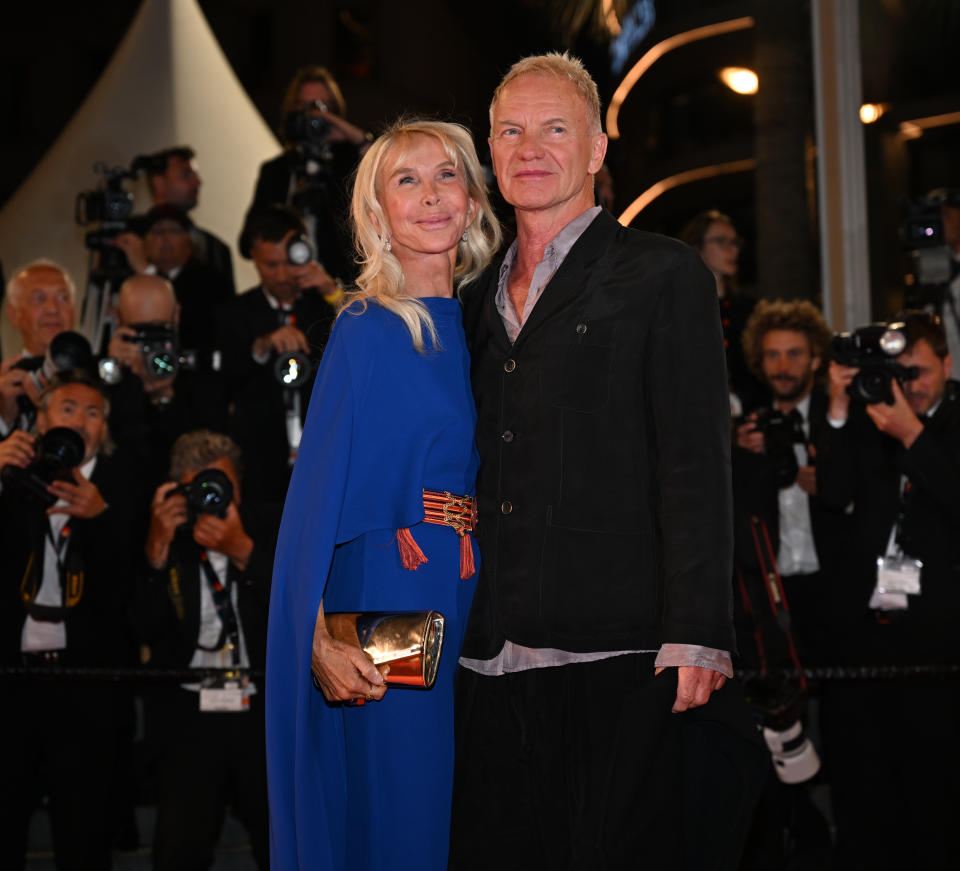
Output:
[6,301,23,331]
[588,132,608,175]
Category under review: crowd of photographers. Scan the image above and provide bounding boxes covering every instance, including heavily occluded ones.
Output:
[0,60,959,869]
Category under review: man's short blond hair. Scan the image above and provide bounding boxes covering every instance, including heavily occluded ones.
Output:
[6,259,76,309]
[490,52,602,135]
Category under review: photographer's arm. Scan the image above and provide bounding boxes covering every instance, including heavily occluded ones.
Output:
[46,467,107,519]
[899,416,960,527]
[815,362,860,510]
[145,483,187,569]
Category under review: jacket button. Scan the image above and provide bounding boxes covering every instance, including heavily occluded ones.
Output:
[503,359,516,373]
[500,500,513,515]
[502,430,514,443]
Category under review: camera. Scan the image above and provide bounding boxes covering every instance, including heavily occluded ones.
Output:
[98,323,197,385]
[744,672,821,784]
[901,190,960,307]
[12,332,95,399]
[285,109,332,162]
[76,162,138,249]
[273,351,314,388]
[830,322,919,404]
[742,408,802,489]
[287,233,315,266]
[167,468,234,521]
[0,427,86,508]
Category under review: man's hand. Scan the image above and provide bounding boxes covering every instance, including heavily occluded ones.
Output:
[311,604,388,705]
[735,415,765,454]
[657,665,727,713]
[292,261,337,297]
[146,482,187,569]
[828,360,857,423]
[192,502,254,571]
[47,467,107,519]
[109,232,148,273]
[252,325,310,359]
[107,327,146,376]
[866,378,924,449]
[796,464,817,495]
[0,430,36,469]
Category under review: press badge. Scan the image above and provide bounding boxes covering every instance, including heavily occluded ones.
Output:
[199,677,250,713]
[876,555,923,595]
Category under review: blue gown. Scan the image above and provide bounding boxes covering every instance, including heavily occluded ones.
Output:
[265,296,479,870]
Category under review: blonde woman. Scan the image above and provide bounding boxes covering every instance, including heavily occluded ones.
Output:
[265,119,501,870]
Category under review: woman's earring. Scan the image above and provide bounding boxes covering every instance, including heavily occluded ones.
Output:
[461,229,469,243]
[383,237,392,252]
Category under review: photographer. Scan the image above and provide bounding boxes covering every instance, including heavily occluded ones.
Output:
[106,275,227,489]
[241,65,371,282]
[217,206,336,502]
[110,205,233,361]
[0,261,78,437]
[133,430,275,870]
[0,372,144,870]
[140,145,235,292]
[735,299,850,666]
[817,310,960,869]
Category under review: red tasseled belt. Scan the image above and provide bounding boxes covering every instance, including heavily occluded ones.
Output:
[396,489,477,579]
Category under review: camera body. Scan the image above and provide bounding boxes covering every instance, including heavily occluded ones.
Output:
[748,408,801,489]
[98,323,197,385]
[167,468,234,522]
[830,323,919,404]
[0,427,86,508]
[285,110,332,163]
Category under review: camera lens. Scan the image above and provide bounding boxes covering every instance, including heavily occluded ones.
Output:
[273,352,313,388]
[147,351,178,380]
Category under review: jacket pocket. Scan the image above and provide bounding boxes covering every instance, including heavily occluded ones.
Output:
[539,517,657,643]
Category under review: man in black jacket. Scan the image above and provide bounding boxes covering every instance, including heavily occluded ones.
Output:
[451,52,764,870]
[734,299,850,666]
[217,206,337,503]
[0,372,144,870]
[134,429,276,871]
[816,310,960,870]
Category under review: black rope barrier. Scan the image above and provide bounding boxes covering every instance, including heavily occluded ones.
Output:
[3,664,960,681]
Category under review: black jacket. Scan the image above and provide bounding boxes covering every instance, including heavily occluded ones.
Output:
[815,381,960,664]
[131,501,278,670]
[732,387,852,577]
[461,210,735,658]
[0,450,147,666]
[216,285,335,503]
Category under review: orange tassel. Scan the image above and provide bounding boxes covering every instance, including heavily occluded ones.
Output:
[460,533,476,579]
[397,527,428,571]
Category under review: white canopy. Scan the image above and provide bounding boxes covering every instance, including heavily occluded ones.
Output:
[0,0,279,355]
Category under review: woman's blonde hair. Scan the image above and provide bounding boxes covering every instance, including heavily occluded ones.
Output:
[346,118,502,350]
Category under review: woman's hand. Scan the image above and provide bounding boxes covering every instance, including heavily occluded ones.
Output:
[311,603,387,704]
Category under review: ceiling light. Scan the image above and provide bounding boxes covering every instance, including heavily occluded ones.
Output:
[719,67,758,95]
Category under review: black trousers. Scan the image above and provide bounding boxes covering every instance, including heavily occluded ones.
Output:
[0,677,118,871]
[449,654,766,871]
[145,685,269,871]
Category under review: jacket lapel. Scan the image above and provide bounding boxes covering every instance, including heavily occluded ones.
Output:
[511,210,618,354]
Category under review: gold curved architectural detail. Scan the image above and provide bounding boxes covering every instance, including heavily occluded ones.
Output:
[606,16,755,139]
[617,158,757,226]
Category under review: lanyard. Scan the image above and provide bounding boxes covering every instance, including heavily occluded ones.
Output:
[196,550,240,665]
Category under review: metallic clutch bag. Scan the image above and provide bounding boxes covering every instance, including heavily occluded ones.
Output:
[324,610,445,689]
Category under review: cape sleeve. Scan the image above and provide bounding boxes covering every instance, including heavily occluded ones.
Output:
[265,313,356,870]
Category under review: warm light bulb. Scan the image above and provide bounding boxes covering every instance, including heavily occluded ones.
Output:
[719,67,758,95]
[860,103,883,124]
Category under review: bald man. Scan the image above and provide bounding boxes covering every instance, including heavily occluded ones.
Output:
[106,275,226,488]
[0,261,77,436]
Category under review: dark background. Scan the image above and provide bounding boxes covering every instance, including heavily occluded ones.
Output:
[3,0,959,308]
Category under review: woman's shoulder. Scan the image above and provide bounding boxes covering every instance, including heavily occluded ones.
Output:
[333,298,397,340]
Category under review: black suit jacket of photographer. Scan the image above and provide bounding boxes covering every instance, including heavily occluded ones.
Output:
[460,209,736,658]
[131,500,279,671]
[814,380,960,664]
[731,386,853,579]
[0,449,147,667]
[215,284,335,503]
